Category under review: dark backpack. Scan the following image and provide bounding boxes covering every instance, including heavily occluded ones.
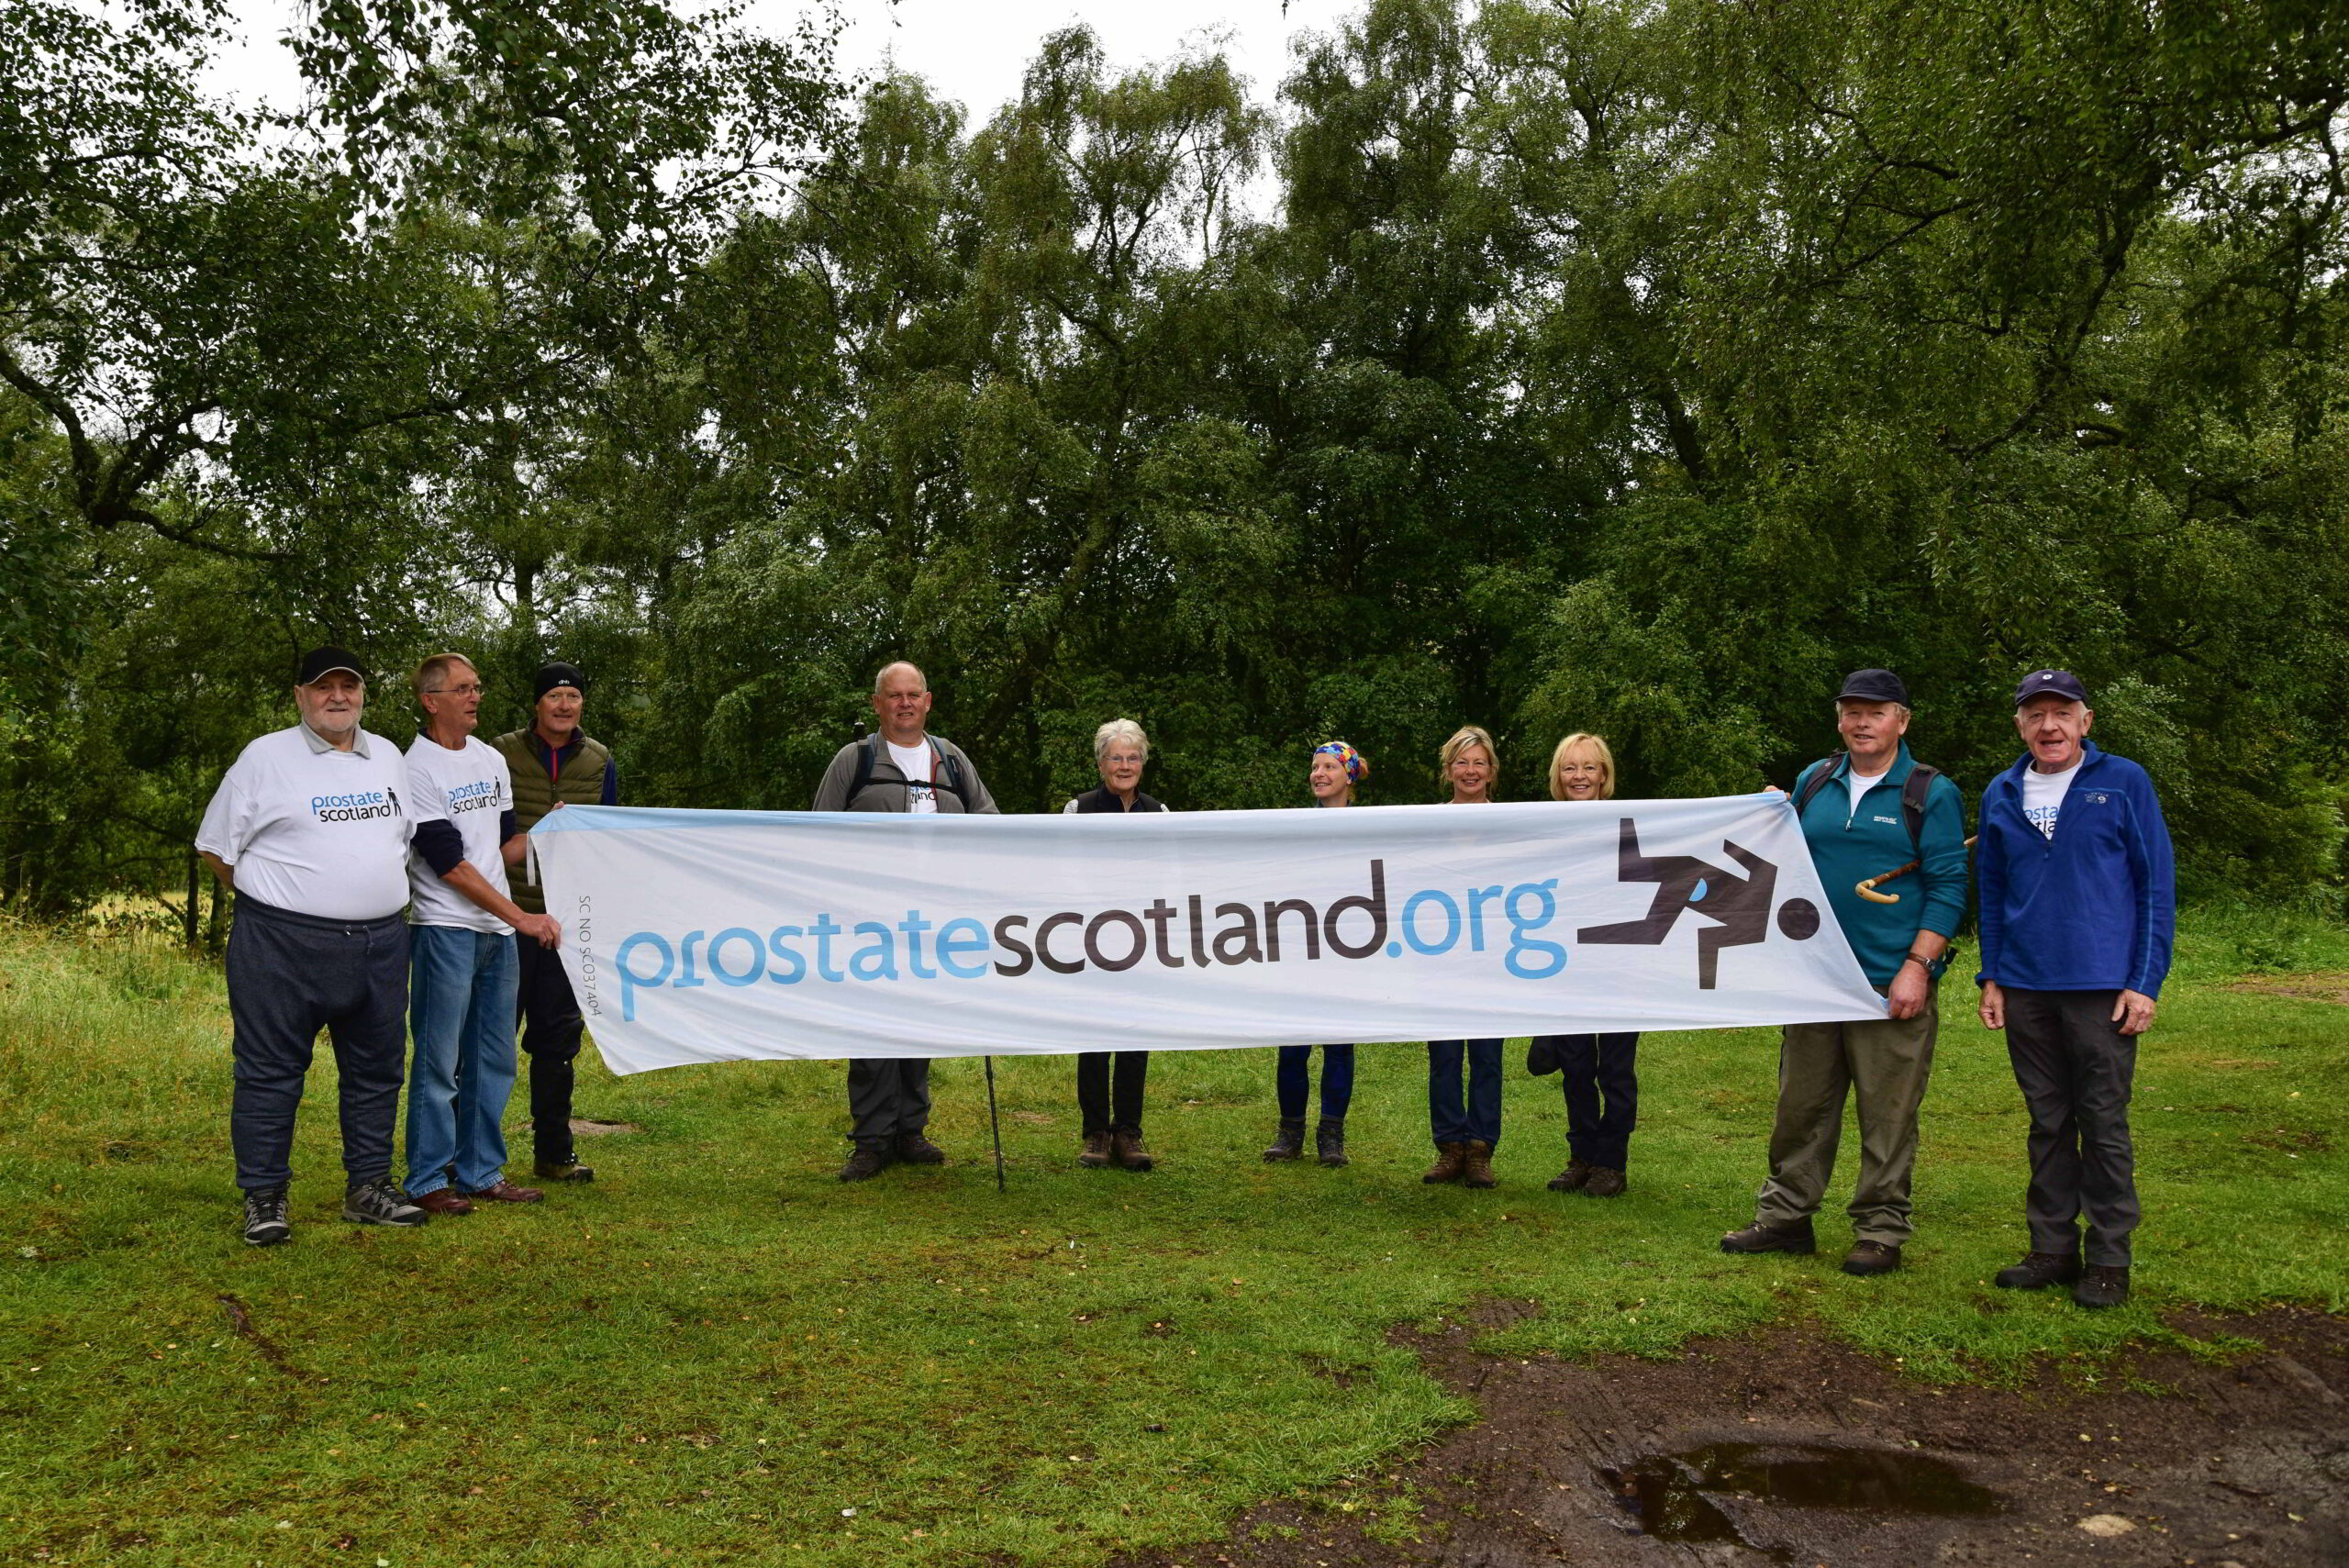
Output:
[1792,753,1941,857]
[846,733,972,810]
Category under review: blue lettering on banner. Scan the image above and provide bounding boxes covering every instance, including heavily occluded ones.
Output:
[607,860,1587,1021]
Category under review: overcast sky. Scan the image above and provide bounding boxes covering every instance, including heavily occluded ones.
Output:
[206,0,1361,126]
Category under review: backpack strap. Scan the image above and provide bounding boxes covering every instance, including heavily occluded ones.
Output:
[1792,753,1845,817]
[1899,762,1941,858]
[927,737,972,809]
[848,732,973,809]
[848,733,880,801]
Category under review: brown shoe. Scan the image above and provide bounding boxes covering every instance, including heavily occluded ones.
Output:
[466,1179,544,1204]
[1546,1159,1594,1193]
[1421,1141,1468,1184]
[1720,1217,1815,1254]
[895,1130,947,1165]
[1111,1128,1154,1172]
[1582,1166,1626,1198]
[1842,1240,1902,1276]
[1079,1129,1114,1168]
[412,1187,474,1216]
[1461,1140,1497,1189]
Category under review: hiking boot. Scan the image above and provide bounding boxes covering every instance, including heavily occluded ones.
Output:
[1263,1119,1306,1162]
[1315,1119,1349,1168]
[1546,1159,1594,1193]
[896,1130,947,1165]
[1111,1128,1154,1172]
[2073,1264,2131,1309]
[342,1178,428,1228]
[534,1161,596,1183]
[1842,1240,1902,1277]
[1994,1251,2081,1290]
[1079,1129,1115,1168]
[1421,1141,1468,1184]
[1582,1165,1626,1198]
[1461,1140,1497,1189]
[1720,1217,1814,1255]
[838,1140,893,1182]
[468,1179,544,1204]
[412,1187,475,1217]
[240,1185,291,1247]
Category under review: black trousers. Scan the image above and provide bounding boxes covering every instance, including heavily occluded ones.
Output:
[224,895,408,1192]
[1075,1051,1150,1134]
[1542,1032,1640,1170]
[847,1058,931,1142]
[515,935,585,1164]
[2004,987,2141,1267]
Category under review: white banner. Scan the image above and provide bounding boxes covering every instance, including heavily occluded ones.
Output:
[529,795,1886,1074]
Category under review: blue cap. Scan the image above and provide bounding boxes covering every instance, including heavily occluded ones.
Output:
[2013,669,2088,706]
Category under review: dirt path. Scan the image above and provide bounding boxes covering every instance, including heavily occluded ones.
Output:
[1118,1307,2347,1566]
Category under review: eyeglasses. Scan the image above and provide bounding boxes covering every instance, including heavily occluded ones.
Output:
[426,683,486,697]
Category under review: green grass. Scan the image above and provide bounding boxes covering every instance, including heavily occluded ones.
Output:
[3,908,2344,1565]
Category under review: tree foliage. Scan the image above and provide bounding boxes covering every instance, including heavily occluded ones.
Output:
[6,0,2347,920]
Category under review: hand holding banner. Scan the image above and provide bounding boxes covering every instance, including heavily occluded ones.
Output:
[530,795,1884,1074]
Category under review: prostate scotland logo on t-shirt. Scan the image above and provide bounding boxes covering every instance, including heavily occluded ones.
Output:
[405,735,516,933]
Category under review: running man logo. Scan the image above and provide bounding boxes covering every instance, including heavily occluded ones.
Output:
[1576,819,1820,989]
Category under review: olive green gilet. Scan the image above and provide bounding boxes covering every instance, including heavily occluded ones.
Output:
[492,728,612,914]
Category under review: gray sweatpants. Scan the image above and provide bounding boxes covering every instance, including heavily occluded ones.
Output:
[225,895,409,1192]
[1753,990,1938,1244]
[2003,987,2140,1267]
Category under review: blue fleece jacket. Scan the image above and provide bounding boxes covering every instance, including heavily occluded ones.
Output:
[1975,742,2175,998]
[1791,741,1969,990]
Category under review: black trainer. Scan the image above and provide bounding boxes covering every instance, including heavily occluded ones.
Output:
[1720,1217,1815,1255]
[2073,1264,2131,1308]
[241,1185,291,1247]
[1994,1251,2081,1290]
[341,1178,428,1228]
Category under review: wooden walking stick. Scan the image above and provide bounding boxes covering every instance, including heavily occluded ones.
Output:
[1855,837,1976,903]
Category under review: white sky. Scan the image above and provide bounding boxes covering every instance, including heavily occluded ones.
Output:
[206,1,1362,126]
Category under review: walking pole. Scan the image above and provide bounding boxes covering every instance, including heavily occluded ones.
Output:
[1855,836,1977,903]
[984,1056,1007,1192]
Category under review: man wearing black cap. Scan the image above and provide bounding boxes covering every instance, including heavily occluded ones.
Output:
[492,662,621,1183]
[1976,670,2173,1308]
[195,648,429,1243]
[1721,669,1968,1276]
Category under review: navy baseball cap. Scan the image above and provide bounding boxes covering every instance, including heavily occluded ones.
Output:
[2014,669,2088,706]
[295,646,365,685]
[1835,668,1909,706]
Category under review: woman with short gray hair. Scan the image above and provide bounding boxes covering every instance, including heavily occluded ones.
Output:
[1063,718,1167,1168]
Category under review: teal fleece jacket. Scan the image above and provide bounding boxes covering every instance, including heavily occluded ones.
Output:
[1790,741,1969,990]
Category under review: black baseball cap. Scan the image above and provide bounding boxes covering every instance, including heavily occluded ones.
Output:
[535,662,587,700]
[295,646,365,685]
[2014,669,2089,706]
[1835,668,1909,706]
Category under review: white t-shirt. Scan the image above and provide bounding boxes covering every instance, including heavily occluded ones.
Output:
[1846,763,1891,817]
[2021,759,2080,840]
[405,733,516,932]
[887,739,938,815]
[195,725,414,920]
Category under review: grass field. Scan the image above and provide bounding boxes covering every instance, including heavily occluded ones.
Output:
[3,908,2343,1565]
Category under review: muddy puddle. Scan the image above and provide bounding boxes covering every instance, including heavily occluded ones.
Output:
[1113,1307,2347,1567]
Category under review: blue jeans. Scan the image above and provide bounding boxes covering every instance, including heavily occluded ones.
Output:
[1276,1044,1354,1122]
[1427,1039,1503,1147]
[406,925,520,1195]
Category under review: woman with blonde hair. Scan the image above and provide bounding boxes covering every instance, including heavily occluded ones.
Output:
[1536,731,1642,1197]
[1064,718,1167,1169]
[1265,740,1368,1165]
[1422,725,1505,1189]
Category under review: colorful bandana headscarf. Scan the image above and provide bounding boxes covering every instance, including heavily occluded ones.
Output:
[1314,740,1368,784]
